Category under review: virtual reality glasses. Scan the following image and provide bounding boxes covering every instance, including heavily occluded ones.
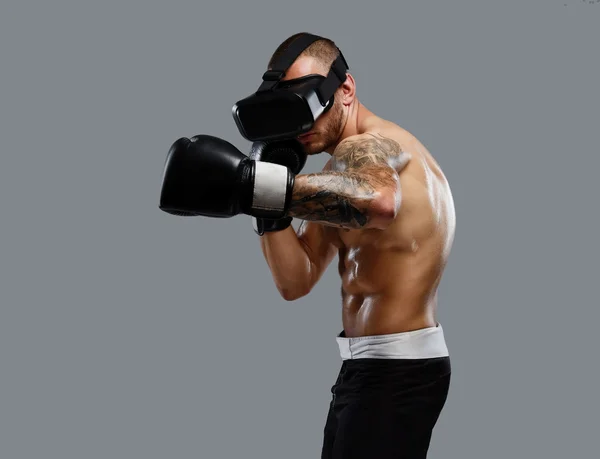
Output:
[232,33,349,142]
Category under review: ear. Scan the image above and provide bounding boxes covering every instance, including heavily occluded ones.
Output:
[339,72,356,106]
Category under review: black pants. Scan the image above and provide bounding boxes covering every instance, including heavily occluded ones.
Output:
[321,357,451,459]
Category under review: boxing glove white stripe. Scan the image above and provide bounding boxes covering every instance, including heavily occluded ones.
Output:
[252,161,289,212]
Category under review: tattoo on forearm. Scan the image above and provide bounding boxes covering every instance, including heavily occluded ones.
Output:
[290,172,374,228]
[288,133,408,228]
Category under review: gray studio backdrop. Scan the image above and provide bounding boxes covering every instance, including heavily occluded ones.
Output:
[1,1,598,458]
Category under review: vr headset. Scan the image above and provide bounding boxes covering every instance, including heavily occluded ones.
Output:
[232,33,349,142]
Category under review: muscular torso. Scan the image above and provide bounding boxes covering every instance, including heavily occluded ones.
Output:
[324,119,455,337]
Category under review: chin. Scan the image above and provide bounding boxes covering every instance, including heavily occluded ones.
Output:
[305,144,326,155]
[302,137,328,155]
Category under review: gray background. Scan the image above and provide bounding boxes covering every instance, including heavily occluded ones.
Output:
[1,0,598,458]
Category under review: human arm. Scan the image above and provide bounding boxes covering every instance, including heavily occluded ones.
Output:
[287,132,410,230]
[258,220,337,301]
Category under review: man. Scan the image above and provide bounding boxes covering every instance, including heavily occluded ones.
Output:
[158,32,455,459]
[255,34,456,458]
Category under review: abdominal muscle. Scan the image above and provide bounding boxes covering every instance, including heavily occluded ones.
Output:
[337,240,443,337]
[331,162,454,337]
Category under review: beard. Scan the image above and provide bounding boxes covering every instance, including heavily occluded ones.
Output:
[301,96,345,155]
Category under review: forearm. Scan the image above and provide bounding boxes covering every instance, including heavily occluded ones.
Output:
[287,171,399,229]
[259,229,313,300]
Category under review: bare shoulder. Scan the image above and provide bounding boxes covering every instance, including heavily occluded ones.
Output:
[379,124,454,224]
[368,121,448,185]
[362,121,452,209]
[332,131,411,172]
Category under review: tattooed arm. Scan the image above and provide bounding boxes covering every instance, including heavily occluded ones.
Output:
[288,132,410,229]
[256,132,408,300]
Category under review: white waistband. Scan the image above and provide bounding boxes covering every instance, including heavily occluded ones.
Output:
[336,324,449,360]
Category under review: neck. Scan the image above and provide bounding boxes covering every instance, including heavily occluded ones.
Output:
[324,100,373,155]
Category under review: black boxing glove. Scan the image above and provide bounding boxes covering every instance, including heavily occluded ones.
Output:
[248,139,308,235]
[159,135,295,219]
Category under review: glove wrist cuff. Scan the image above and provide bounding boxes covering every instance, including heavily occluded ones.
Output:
[248,161,293,219]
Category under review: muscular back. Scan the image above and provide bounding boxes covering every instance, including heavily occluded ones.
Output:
[322,121,456,336]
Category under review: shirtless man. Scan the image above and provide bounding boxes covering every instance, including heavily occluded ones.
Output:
[257,34,456,458]
[158,32,455,459]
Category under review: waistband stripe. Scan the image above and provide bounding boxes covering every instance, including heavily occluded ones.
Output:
[336,325,449,360]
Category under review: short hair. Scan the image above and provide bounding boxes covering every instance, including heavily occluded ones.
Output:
[267,32,340,73]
